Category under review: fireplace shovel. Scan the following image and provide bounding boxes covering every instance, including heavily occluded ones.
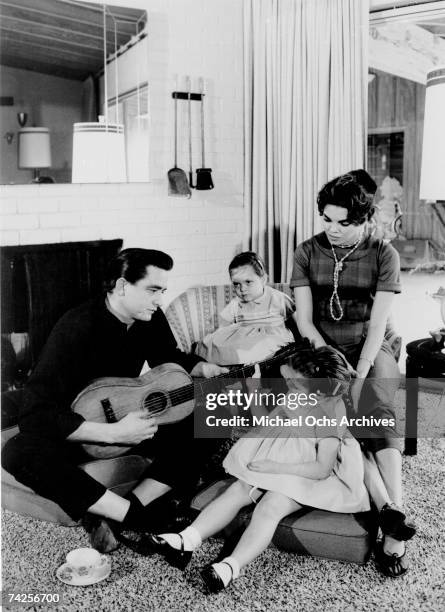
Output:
[168,90,191,197]
[187,76,195,189]
[196,77,214,190]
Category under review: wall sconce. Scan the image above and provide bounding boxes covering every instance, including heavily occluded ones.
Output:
[17,112,28,127]
[3,113,28,146]
[18,127,52,181]
[4,132,14,144]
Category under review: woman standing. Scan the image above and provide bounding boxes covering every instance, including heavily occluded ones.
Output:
[290,170,415,577]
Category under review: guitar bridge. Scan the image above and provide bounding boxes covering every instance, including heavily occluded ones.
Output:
[101,398,117,423]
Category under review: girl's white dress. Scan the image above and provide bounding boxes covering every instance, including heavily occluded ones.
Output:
[195,286,295,365]
[223,399,370,513]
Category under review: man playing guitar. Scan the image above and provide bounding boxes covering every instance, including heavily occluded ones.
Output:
[2,248,228,552]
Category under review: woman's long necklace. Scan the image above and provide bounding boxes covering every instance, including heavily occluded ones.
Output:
[329,230,363,321]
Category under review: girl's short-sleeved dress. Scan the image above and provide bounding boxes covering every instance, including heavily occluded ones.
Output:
[223,399,370,513]
[195,285,295,365]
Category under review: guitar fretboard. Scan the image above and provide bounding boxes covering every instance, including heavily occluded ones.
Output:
[143,342,297,410]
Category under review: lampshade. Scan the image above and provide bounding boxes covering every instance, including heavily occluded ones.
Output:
[72,122,127,183]
[419,66,445,201]
[18,128,51,169]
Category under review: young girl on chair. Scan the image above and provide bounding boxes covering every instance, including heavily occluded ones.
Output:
[195,251,295,365]
[146,345,415,592]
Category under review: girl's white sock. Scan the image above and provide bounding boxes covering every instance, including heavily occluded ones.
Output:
[159,526,202,551]
[211,556,240,586]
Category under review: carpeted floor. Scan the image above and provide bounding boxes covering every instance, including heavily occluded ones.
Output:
[2,389,445,612]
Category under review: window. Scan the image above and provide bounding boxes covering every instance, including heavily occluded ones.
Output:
[108,83,149,182]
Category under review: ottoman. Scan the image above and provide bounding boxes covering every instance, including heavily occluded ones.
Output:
[191,478,377,565]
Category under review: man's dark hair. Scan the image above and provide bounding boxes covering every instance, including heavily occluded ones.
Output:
[317,171,376,225]
[104,248,173,292]
[228,251,267,277]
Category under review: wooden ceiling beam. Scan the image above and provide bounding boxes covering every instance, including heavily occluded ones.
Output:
[0,0,142,34]
[1,31,103,61]
[0,0,146,78]
[0,17,130,52]
[1,42,97,70]
[0,13,131,47]
[369,22,445,84]
[0,55,93,80]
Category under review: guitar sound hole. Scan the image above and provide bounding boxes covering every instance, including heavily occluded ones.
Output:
[144,392,167,415]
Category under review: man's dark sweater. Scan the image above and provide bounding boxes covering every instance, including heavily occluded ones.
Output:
[20,295,201,440]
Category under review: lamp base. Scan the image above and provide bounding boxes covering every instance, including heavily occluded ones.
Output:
[31,176,55,184]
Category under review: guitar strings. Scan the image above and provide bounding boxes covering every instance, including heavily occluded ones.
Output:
[141,343,297,412]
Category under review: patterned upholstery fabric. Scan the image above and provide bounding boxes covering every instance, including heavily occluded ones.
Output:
[165,284,292,353]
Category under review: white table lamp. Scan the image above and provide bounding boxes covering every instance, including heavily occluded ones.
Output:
[18,128,52,181]
[72,122,127,183]
[420,67,445,202]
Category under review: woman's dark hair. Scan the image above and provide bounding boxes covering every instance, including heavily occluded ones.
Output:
[317,171,376,225]
[104,248,173,292]
[348,169,377,197]
[228,251,267,278]
[287,342,351,396]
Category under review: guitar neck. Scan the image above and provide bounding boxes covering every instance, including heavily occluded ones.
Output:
[166,343,297,408]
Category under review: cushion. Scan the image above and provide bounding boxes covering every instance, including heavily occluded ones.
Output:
[1,425,151,525]
[191,479,377,565]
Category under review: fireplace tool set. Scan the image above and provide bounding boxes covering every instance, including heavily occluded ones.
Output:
[168,77,214,197]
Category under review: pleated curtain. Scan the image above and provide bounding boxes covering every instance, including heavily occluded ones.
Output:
[243,0,369,281]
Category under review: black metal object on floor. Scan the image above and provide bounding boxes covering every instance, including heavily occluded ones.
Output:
[404,338,445,455]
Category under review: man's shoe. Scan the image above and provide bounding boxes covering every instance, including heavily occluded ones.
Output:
[81,514,120,553]
[123,496,192,534]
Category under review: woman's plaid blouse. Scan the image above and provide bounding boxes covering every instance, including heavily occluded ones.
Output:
[290,232,401,349]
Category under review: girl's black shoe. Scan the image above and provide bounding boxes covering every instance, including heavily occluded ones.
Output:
[374,540,409,578]
[200,561,233,593]
[379,503,416,541]
[145,533,192,570]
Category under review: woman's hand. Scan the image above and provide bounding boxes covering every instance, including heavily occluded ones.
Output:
[350,376,365,414]
[248,459,284,473]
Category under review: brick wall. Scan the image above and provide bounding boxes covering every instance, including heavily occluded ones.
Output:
[0,181,244,302]
[0,0,245,302]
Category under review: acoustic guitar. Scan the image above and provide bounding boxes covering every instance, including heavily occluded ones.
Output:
[72,342,298,459]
